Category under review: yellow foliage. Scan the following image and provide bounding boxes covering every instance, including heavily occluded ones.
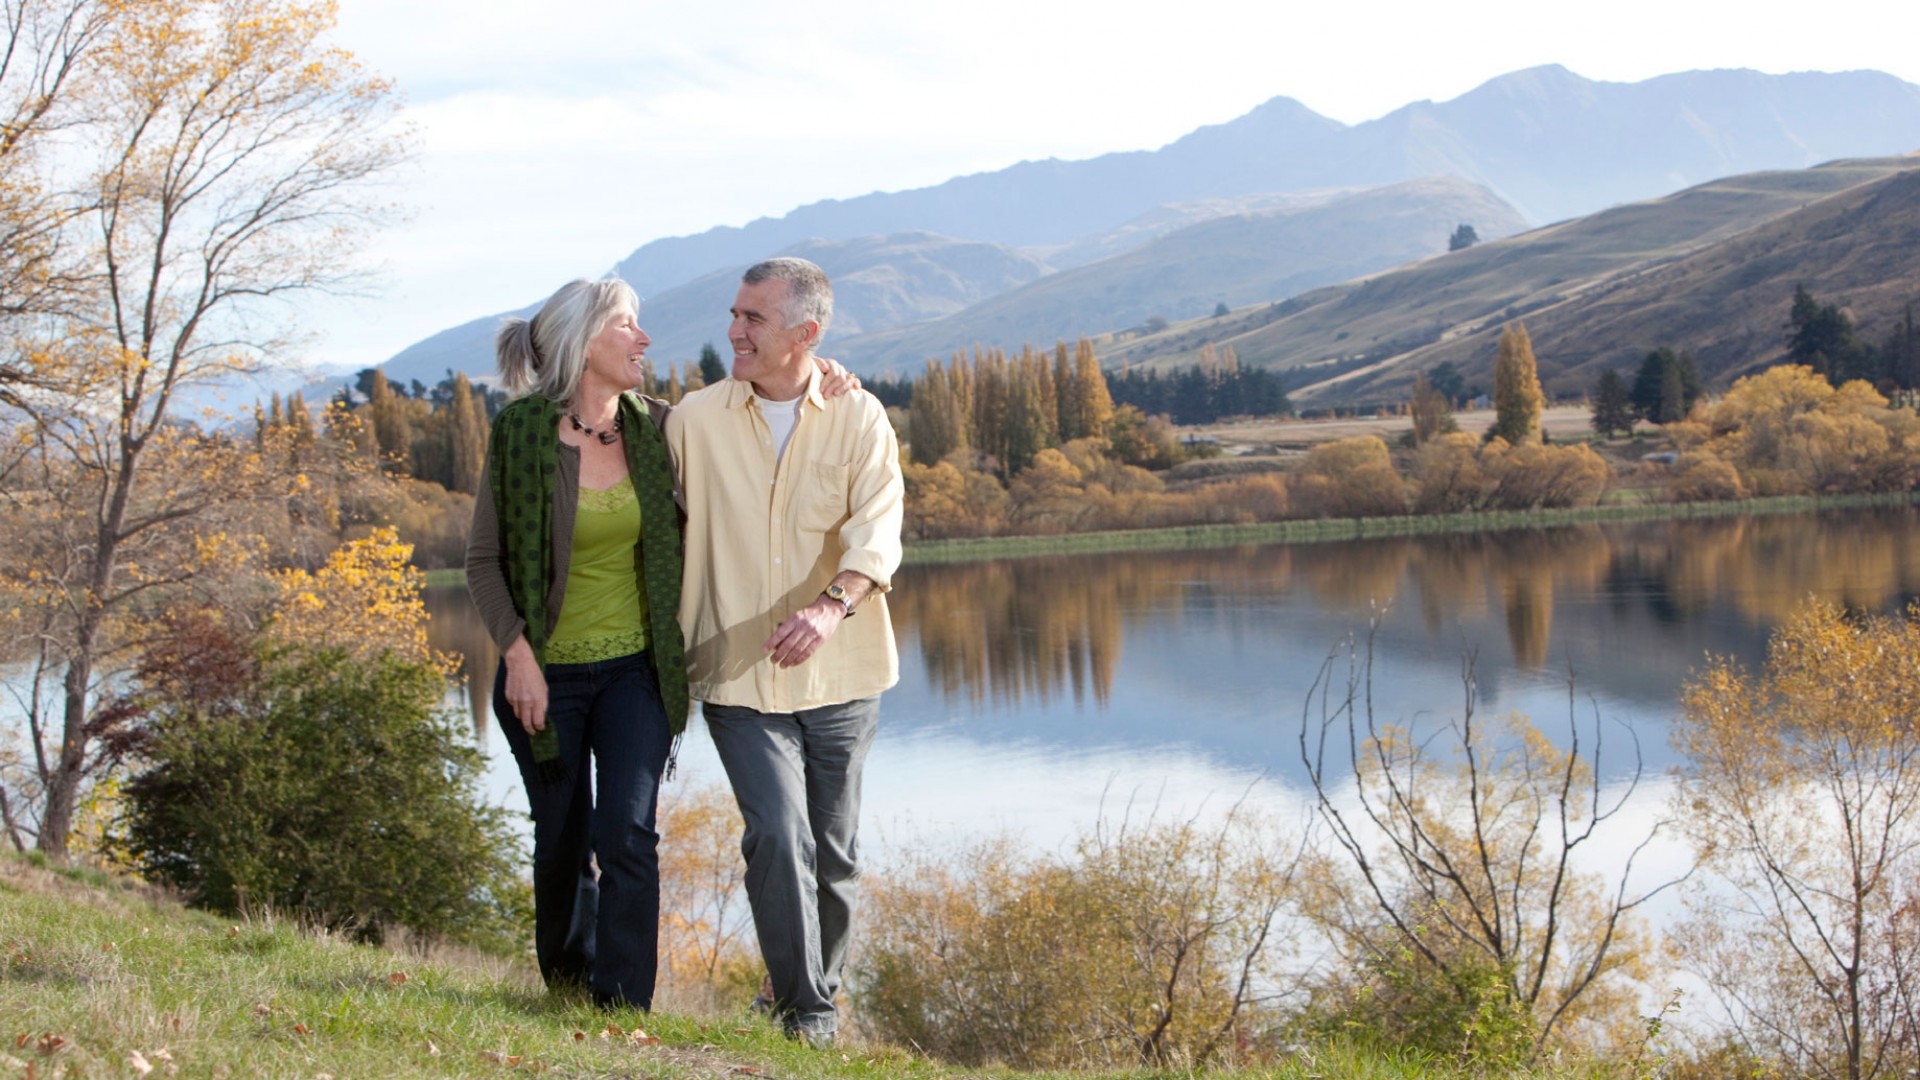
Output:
[1679,365,1920,496]
[1290,435,1406,518]
[267,527,444,668]
[1675,599,1920,1077]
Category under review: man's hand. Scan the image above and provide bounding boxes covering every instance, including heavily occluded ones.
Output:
[502,636,549,735]
[763,598,847,668]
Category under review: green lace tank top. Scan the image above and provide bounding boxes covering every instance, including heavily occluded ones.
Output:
[545,475,652,665]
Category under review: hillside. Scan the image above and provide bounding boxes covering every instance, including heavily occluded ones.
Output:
[1097,156,1920,405]
[379,67,1920,383]
[835,177,1529,372]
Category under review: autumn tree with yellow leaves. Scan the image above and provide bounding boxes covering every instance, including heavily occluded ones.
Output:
[0,0,409,859]
[1490,323,1546,446]
[1675,600,1920,1080]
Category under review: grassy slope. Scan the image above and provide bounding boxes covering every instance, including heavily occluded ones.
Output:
[0,851,1627,1079]
[1096,155,1919,405]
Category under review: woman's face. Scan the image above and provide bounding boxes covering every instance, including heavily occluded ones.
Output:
[581,305,651,394]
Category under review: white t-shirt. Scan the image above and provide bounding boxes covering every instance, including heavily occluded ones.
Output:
[753,392,803,466]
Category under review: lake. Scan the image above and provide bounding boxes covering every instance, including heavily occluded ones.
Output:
[426,504,1920,860]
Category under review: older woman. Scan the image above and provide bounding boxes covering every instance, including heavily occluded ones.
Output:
[468,277,857,1010]
[467,278,686,1010]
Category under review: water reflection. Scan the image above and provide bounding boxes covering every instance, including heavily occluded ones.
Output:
[425,507,1920,843]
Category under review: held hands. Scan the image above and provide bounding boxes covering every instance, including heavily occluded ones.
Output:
[502,636,549,735]
[763,597,847,669]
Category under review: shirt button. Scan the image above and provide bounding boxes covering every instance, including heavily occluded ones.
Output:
[773,557,782,564]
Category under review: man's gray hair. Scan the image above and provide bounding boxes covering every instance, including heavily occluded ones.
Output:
[495,278,639,402]
[742,257,833,344]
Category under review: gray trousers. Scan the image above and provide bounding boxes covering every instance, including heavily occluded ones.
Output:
[704,696,879,1036]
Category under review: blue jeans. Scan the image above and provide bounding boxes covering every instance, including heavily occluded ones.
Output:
[495,649,672,1009]
[705,696,879,1036]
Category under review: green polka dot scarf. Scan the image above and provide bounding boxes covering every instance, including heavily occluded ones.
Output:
[488,393,689,783]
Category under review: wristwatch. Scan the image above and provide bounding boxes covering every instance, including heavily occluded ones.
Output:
[823,583,855,617]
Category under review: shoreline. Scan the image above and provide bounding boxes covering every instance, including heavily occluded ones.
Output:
[420,491,1920,586]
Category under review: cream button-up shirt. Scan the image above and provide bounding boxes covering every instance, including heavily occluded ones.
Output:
[665,369,904,713]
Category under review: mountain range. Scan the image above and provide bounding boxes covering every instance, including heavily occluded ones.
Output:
[379,65,1920,389]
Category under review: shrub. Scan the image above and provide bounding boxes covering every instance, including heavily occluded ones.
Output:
[121,634,527,951]
[1289,436,1406,519]
[856,816,1297,1069]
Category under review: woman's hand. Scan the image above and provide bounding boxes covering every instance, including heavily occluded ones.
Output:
[502,636,548,736]
[815,356,863,398]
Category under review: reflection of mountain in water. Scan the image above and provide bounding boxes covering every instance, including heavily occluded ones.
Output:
[885,507,1920,777]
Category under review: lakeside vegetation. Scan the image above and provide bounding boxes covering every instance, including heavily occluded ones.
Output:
[0,847,1658,1080]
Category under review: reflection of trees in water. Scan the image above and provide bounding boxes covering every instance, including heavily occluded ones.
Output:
[420,509,1920,720]
[423,585,500,740]
[1622,508,1920,625]
[897,548,1302,708]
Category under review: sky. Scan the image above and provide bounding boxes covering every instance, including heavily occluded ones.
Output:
[294,0,1920,378]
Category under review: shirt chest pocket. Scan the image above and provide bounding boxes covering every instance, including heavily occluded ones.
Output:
[794,461,851,532]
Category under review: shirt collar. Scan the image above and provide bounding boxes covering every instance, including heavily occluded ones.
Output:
[721,362,825,411]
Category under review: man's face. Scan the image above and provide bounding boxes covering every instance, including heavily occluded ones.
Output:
[728,278,813,386]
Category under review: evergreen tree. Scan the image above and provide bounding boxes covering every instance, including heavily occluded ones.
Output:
[1787,284,1865,382]
[1490,323,1544,445]
[1589,370,1634,438]
[698,342,727,386]
[1449,224,1479,251]
[1428,361,1466,405]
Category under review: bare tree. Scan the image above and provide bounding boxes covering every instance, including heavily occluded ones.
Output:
[0,0,408,858]
[1298,624,1690,1060]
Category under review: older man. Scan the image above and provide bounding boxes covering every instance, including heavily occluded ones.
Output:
[664,257,903,1045]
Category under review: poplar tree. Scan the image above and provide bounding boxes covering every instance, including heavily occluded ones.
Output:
[448,372,487,495]
[1490,323,1545,445]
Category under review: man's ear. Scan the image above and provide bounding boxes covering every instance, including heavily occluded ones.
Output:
[796,320,820,348]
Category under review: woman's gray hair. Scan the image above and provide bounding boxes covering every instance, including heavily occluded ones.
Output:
[495,278,639,401]
[742,257,833,344]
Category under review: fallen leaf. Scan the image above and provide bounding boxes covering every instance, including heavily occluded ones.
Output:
[387,971,408,987]
[100,941,114,952]
[34,1033,67,1055]
[129,1049,153,1075]
[602,1023,623,1038]
[227,927,240,939]
[426,1039,440,1056]
[625,1029,660,1047]
[151,1048,174,1063]
[291,1023,310,1036]
[571,1031,586,1043]
[13,1033,26,1049]
[251,1003,271,1018]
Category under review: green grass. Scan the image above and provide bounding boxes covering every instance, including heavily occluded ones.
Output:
[0,852,1651,1079]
